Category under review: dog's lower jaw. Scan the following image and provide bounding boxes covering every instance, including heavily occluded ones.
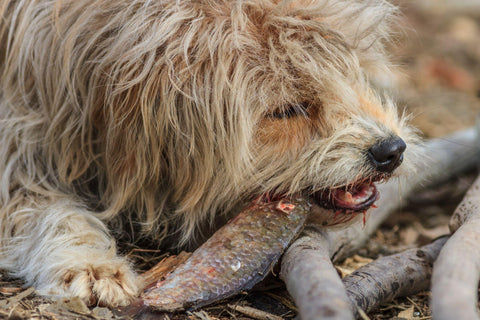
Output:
[0,198,138,307]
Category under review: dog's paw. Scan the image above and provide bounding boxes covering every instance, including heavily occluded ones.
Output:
[60,260,138,307]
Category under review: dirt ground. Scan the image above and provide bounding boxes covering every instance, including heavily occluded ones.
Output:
[1,1,480,319]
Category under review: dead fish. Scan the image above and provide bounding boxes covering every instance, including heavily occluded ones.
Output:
[130,195,311,313]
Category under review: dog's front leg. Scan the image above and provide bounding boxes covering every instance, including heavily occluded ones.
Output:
[0,197,138,307]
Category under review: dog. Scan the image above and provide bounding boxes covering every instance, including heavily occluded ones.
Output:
[0,0,417,307]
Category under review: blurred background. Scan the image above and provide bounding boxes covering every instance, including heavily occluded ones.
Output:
[386,0,480,137]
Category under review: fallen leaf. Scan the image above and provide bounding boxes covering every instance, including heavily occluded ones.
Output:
[64,297,91,315]
[397,306,415,319]
[93,306,114,319]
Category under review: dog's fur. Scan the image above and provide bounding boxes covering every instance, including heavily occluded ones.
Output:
[0,0,417,307]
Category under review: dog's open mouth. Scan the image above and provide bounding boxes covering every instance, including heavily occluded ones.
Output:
[259,176,384,227]
[312,181,379,212]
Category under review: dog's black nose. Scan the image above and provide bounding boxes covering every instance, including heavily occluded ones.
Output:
[368,136,406,173]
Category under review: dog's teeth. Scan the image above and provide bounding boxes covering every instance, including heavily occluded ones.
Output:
[336,190,354,203]
[344,192,353,202]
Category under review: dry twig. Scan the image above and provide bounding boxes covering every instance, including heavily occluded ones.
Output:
[228,304,285,320]
[139,252,191,290]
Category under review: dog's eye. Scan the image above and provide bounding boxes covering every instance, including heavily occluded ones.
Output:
[268,103,310,119]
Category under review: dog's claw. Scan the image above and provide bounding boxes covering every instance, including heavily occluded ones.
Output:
[56,262,138,308]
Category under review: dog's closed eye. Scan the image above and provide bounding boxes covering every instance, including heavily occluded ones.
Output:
[267,102,310,119]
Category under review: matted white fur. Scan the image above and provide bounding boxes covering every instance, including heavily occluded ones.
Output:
[0,0,418,307]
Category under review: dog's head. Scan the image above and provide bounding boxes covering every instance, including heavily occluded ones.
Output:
[234,0,418,229]
[99,0,417,244]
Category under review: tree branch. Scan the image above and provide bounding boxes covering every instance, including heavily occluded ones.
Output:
[431,174,480,320]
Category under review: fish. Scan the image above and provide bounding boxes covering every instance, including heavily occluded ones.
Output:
[130,194,311,313]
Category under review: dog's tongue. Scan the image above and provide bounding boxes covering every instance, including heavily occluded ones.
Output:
[314,181,379,212]
[333,182,376,208]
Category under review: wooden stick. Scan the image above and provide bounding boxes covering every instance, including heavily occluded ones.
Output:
[280,231,355,320]
[431,175,480,320]
[344,236,448,316]
[281,127,480,320]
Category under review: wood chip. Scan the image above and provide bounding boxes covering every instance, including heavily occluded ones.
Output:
[5,287,35,309]
[139,251,191,289]
[397,306,415,319]
[0,287,23,295]
[228,304,284,320]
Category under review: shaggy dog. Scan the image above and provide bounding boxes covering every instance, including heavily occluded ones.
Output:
[0,0,417,307]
